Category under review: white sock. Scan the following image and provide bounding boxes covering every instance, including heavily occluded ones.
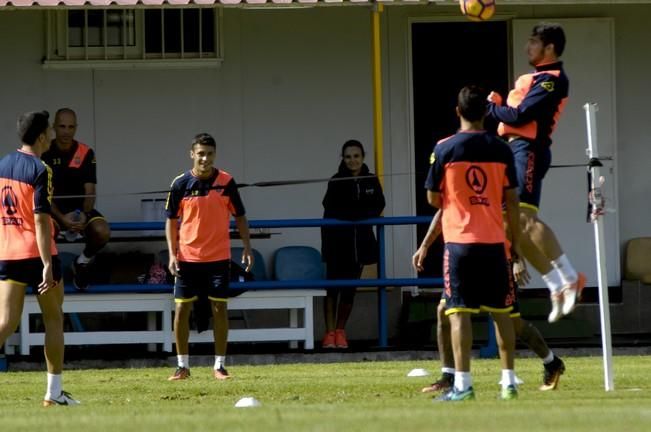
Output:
[77,253,92,265]
[501,369,516,388]
[542,351,555,364]
[441,367,455,375]
[454,371,472,392]
[214,356,226,370]
[45,373,62,400]
[542,270,564,294]
[551,254,578,286]
[177,354,189,369]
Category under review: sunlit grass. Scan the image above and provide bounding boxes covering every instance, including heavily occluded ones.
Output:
[1,356,650,432]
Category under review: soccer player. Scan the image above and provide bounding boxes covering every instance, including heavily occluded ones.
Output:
[413,211,566,392]
[487,23,585,323]
[425,85,523,401]
[0,111,79,406]
[165,133,253,381]
[41,108,110,291]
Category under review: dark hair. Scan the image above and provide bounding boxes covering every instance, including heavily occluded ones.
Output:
[54,107,77,124]
[192,133,216,149]
[532,22,566,56]
[341,139,365,158]
[457,85,488,122]
[17,111,50,145]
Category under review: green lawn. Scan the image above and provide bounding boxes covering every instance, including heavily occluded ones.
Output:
[1,355,651,432]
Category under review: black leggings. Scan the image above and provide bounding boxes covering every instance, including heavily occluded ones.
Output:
[326,262,363,304]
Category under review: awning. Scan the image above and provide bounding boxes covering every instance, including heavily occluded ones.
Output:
[0,0,426,7]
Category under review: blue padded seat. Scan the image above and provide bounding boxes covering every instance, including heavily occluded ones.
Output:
[273,246,324,281]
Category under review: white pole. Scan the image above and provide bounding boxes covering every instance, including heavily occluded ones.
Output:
[583,102,614,391]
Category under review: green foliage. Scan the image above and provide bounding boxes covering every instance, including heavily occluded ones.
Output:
[1,356,651,432]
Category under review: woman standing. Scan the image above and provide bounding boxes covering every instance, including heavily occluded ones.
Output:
[321,140,385,349]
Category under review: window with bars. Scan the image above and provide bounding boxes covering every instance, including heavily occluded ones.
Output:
[45,8,221,67]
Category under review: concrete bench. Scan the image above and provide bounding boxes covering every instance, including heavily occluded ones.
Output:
[9,285,325,355]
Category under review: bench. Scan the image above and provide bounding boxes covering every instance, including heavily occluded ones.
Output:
[10,284,325,355]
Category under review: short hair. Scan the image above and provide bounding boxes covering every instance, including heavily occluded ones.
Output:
[532,22,566,56]
[17,111,50,145]
[457,85,488,123]
[191,133,216,149]
[54,108,77,125]
[341,139,365,158]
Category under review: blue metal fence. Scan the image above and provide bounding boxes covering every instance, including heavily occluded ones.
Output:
[109,216,443,348]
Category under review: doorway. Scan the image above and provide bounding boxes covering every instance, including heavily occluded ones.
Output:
[411,20,510,278]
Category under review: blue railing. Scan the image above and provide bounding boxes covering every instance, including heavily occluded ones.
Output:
[109,216,443,348]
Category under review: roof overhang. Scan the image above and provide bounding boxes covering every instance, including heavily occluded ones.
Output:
[1,0,649,10]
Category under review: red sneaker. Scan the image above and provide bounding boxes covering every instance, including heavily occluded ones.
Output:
[214,367,231,380]
[335,329,348,349]
[322,331,336,349]
[168,367,190,381]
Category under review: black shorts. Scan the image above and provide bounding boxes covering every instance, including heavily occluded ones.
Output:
[442,243,515,315]
[510,138,551,211]
[0,256,62,291]
[174,259,230,303]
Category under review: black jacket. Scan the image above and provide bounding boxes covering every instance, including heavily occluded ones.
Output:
[320,163,385,266]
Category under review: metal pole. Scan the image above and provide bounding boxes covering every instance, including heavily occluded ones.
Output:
[371,4,385,187]
[377,225,387,347]
[584,102,614,391]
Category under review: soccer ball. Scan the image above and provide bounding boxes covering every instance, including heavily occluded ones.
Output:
[459,0,496,22]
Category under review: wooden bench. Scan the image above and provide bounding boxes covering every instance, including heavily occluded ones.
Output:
[9,285,325,355]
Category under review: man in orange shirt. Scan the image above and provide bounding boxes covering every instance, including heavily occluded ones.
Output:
[424,86,524,401]
[165,133,253,381]
[0,111,79,406]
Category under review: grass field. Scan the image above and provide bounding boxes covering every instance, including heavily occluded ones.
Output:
[1,355,651,431]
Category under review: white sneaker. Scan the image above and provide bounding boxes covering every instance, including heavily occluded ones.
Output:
[43,390,80,407]
[548,293,564,323]
[561,272,587,316]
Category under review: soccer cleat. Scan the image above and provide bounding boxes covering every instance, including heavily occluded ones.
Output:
[213,367,231,380]
[500,385,518,400]
[42,390,80,407]
[168,367,190,381]
[548,292,564,323]
[561,272,587,316]
[322,331,336,349]
[540,356,566,391]
[435,386,475,402]
[72,259,91,291]
[421,373,454,393]
[335,329,348,349]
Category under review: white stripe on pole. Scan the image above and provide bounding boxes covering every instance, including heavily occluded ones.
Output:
[583,102,614,391]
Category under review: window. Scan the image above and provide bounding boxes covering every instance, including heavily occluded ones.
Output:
[45,8,222,68]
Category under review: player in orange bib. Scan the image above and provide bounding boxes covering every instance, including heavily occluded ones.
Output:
[165,133,253,381]
[424,86,525,401]
[487,23,585,322]
[0,111,79,406]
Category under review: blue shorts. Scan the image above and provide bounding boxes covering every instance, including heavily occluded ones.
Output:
[0,256,62,292]
[510,138,551,211]
[174,259,230,303]
[442,243,515,315]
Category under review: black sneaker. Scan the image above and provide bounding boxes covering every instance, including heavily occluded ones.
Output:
[421,372,454,393]
[540,356,565,391]
[72,259,90,291]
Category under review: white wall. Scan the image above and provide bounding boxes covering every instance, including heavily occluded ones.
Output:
[1,4,650,288]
